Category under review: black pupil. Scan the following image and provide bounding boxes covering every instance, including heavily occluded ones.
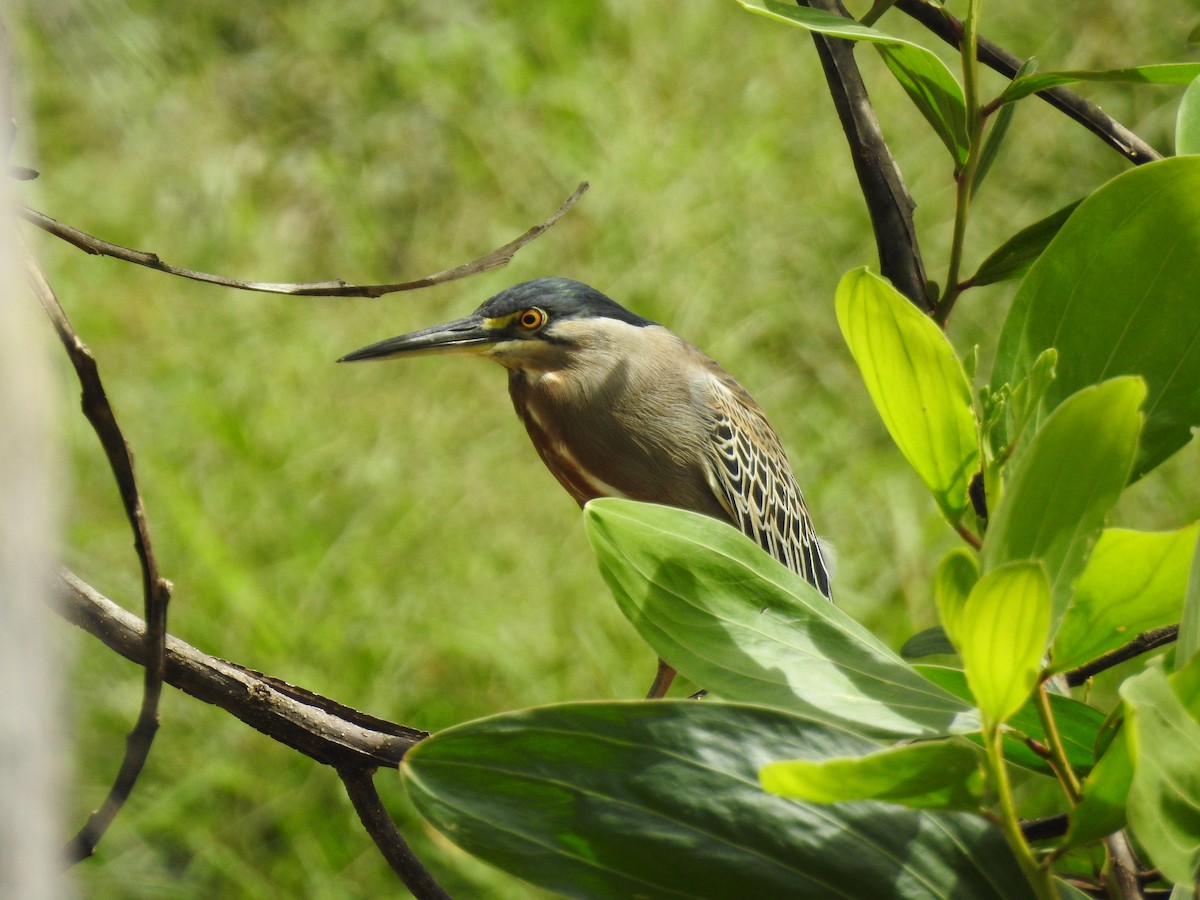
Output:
[523,312,539,327]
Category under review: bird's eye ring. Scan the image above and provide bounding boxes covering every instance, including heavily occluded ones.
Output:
[518,307,547,330]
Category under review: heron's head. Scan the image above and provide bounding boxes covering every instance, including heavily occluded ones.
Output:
[338,278,655,372]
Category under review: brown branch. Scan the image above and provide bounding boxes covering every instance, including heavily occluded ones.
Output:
[894,0,1163,165]
[57,571,425,768]
[1064,625,1179,687]
[23,239,173,862]
[797,0,931,311]
[17,181,589,298]
[339,769,452,899]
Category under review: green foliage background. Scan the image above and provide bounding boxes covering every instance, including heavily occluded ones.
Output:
[14,1,1199,896]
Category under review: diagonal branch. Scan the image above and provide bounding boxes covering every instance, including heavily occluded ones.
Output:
[1064,625,1178,687]
[24,240,173,863]
[58,571,425,768]
[797,0,931,310]
[17,181,589,298]
[894,0,1163,164]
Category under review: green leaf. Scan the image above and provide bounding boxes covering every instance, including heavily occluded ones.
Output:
[1123,663,1200,885]
[970,201,1082,287]
[919,665,1105,777]
[935,547,980,649]
[1052,525,1200,673]
[901,626,956,660]
[1000,63,1200,103]
[836,268,979,521]
[1180,525,1200,671]
[1068,721,1132,845]
[981,379,1145,622]
[992,157,1200,480]
[761,737,983,810]
[737,1,968,164]
[958,562,1052,726]
[584,498,976,739]
[403,701,1029,899]
[1177,76,1200,155]
[974,58,1038,193]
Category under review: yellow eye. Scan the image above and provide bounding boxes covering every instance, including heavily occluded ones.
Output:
[518,307,547,330]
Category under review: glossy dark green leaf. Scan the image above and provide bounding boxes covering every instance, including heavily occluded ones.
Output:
[1052,525,1199,673]
[901,626,956,660]
[737,1,968,163]
[1000,63,1200,103]
[1123,663,1200,884]
[403,701,1028,899]
[1177,76,1200,155]
[585,498,976,739]
[919,665,1105,777]
[970,201,1082,287]
[981,379,1145,622]
[992,157,1200,480]
[836,268,979,521]
[761,737,983,811]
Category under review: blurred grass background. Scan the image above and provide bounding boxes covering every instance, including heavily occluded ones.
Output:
[12,0,1199,895]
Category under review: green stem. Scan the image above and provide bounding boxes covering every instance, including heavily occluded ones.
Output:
[859,0,897,27]
[934,0,983,326]
[984,725,1058,900]
[1033,682,1082,803]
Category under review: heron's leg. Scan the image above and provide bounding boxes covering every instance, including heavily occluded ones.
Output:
[645,658,676,699]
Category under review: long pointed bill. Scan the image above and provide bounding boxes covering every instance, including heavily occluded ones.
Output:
[338,314,497,362]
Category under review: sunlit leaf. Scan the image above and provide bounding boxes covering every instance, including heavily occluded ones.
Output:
[970,201,1081,287]
[1180,526,1200,671]
[761,737,983,810]
[1123,663,1200,885]
[981,379,1145,622]
[836,268,979,521]
[958,562,1051,726]
[934,548,979,649]
[992,158,1200,480]
[737,1,968,163]
[1177,76,1200,154]
[1000,63,1200,103]
[585,498,976,738]
[403,702,1029,899]
[1052,525,1199,673]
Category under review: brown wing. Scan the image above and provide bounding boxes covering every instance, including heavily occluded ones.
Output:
[699,367,832,599]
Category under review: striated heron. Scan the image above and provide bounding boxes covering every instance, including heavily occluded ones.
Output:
[340,277,832,697]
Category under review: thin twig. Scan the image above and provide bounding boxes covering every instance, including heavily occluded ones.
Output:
[57,571,425,768]
[1064,626,1179,687]
[23,240,173,863]
[17,181,589,298]
[339,768,452,899]
[796,0,931,311]
[894,0,1163,165]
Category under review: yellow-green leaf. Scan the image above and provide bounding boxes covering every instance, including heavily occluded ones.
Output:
[935,548,979,650]
[760,738,983,811]
[836,267,979,521]
[959,562,1051,726]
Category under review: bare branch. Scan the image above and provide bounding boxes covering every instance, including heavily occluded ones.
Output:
[339,769,452,899]
[23,239,173,862]
[17,181,589,298]
[1064,625,1178,687]
[57,571,425,768]
[797,0,931,310]
[894,0,1163,165]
